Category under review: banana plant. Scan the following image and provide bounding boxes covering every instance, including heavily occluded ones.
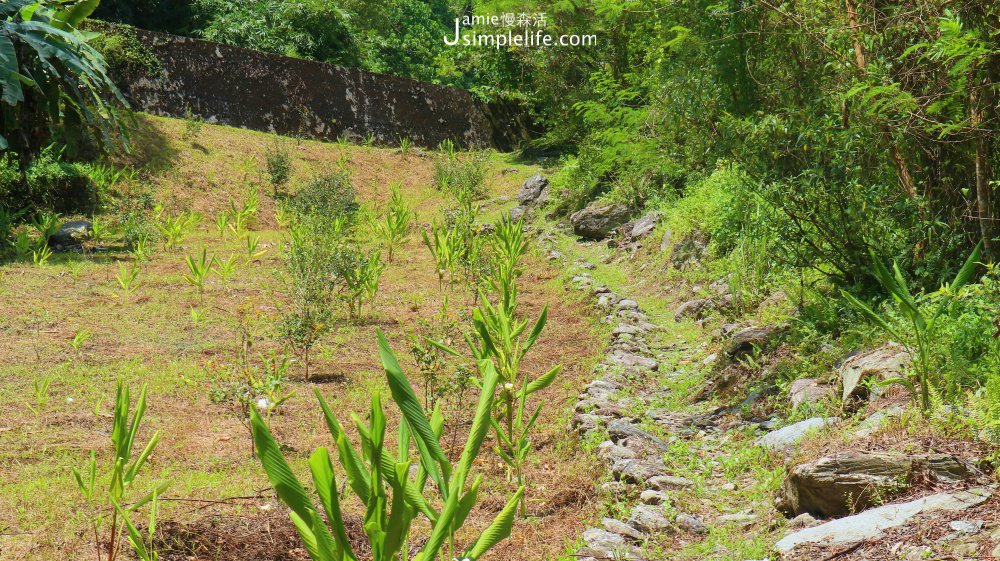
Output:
[251,330,523,561]
[73,381,168,561]
[842,242,982,412]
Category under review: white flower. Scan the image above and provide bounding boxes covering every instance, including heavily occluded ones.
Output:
[256,397,272,411]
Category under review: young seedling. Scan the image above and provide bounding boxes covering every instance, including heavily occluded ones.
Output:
[373,182,411,263]
[183,248,215,295]
[213,254,240,288]
[69,329,92,357]
[116,262,142,305]
[31,244,52,267]
[190,307,205,327]
[245,233,265,262]
[398,136,411,158]
[842,242,983,413]
[24,376,51,416]
[215,213,229,239]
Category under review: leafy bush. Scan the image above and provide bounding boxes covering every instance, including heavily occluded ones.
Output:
[0,149,97,213]
[285,171,358,221]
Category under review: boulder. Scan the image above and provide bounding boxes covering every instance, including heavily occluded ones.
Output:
[777,452,978,517]
[571,203,632,240]
[788,379,836,408]
[516,174,549,206]
[50,220,93,247]
[669,229,708,269]
[840,343,911,402]
[508,206,526,222]
[774,488,991,554]
[757,417,837,454]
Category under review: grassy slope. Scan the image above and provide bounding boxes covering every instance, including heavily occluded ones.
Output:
[0,115,604,560]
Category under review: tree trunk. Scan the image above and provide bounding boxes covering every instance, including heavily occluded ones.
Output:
[970,75,993,260]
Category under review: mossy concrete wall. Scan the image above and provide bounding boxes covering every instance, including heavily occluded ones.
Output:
[119,29,528,150]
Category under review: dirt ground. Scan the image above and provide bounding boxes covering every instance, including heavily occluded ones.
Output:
[0,115,603,561]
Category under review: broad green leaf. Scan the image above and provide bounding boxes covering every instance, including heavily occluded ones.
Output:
[462,487,524,559]
[251,408,316,524]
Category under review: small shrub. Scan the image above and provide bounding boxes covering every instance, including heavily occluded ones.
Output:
[285,171,358,220]
[264,142,292,194]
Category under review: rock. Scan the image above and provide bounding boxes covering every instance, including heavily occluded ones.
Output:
[777,452,978,517]
[607,419,670,452]
[572,413,602,433]
[840,343,911,402]
[674,298,713,321]
[640,490,670,505]
[756,417,837,454]
[659,227,672,252]
[948,520,984,534]
[617,299,639,310]
[571,203,632,240]
[612,458,666,484]
[676,513,708,535]
[725,325,780,358]
[50,220,93,247]
[578,528,637,559]
[607,351,658,372]
[546,250,563,261]
[647,475,694,490]
[788,379,836,408]
[597,440,638,463]
[628,504,671,534]
[601,481,629,495]
[602,518,646,542]
[517,174,550,206]
[718,512,758,525]
[508,206,526,222]
[669,229,708,269]
[628,213,658,240]
[774,488,991,553]
[787,513,817,529]
[854,405,905,438]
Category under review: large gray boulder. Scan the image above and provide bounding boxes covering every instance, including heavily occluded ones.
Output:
[50,220,93,247]
[777,451,977,517]
[571,203,632,239]
[774,488,991,554]
[516,174,549,206]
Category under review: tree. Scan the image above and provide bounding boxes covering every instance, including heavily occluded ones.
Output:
[1,0,126,171]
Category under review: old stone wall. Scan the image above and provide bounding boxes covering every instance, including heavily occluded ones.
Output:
[117,28,529,150]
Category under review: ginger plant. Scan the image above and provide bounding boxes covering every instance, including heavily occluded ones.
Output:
[73,381,168,561]
[251,330,523,561]
[431,214,560,516]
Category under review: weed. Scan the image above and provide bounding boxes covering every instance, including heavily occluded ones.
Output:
[399,136,411,158]
[190,307,205,327]
[265,142,292,195]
